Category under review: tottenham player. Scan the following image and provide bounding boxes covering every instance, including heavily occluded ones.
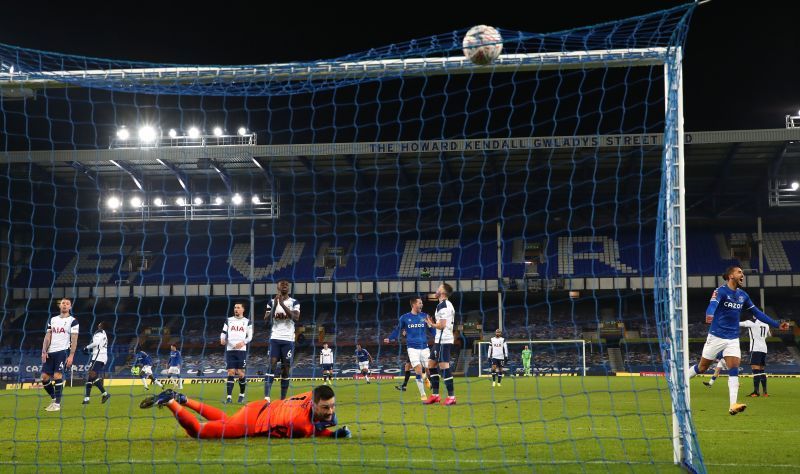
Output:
[354,344,373,384]
[82,321,110,404]
[264,280,300,401]
[140,385,350,440]
[320,343,335,385]
[489,329,509,387]
[221,302,253,404]
[385,296,434,400]
[740,317,772,397]
[686,266,788,415]
[424,283,457,405]
[167,344,184,389]
[133,350,163,390]
[41,297,79,411]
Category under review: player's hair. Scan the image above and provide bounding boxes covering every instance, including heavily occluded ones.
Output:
[97,321,105,330]
[277,279,290,285]
[722,266,741,281]
[409,295,422,305]
[234,301,245,308]
[313,384,335,403]
[440,282,453,296]
[59,297,72,304]
[170,343,177,349]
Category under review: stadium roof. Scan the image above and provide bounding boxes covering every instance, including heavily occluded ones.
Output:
[2,127,800,228]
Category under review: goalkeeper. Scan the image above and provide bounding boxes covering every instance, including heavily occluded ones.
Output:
[521,345,532,376]
[140,384,351,440]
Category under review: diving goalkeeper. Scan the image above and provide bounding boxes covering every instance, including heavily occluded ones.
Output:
[140,384,351,439]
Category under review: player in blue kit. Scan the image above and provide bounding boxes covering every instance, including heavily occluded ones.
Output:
[167,344,184,389]
[354,344,373,384]
[384,296,436,400]
[133,350,163,391]
[687,266,788,415]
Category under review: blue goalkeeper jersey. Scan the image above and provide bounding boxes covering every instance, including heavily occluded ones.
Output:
[355,349,371,362]
[388,312,433,350]
[706,285,779,339]
[168,350,182,367]
[134,352,153,366]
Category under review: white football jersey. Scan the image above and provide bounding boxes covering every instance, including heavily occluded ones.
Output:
[86,330,109,363]
[488,337,508,360]
[320,348,334,364]
[266,296,300,342]
[434,299,455,344]
[47,315,79,353]
[221,316,253,351]
[740,319,770,353]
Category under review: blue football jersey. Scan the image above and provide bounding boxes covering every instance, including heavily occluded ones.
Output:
[168,350,182,367]
[706,285,778,339]
[388,312,432,350]
[355,349,371,362]
[135,351,153,366]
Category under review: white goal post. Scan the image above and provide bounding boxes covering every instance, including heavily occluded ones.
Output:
[477,339,587,377]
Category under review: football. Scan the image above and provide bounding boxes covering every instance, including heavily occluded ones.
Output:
[462,25,503,65]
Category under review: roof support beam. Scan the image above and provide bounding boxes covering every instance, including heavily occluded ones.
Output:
[68,161,97,183]
[207,159,232,193]
[156,159,190,193]
[109,160,144,191]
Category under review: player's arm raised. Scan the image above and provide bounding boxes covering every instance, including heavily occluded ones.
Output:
[743,294,788,329]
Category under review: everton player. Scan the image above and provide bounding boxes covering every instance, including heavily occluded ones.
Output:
[133,350,163,391]
[166,343,184,389]
[686,266,788,415]
[384,296,434,400]
[354,344,373,384]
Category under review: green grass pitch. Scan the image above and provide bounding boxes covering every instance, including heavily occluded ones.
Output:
[1,376,797,473]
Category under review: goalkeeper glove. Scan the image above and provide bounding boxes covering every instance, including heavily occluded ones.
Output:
[131,366,141,376]
[334,426,351,439]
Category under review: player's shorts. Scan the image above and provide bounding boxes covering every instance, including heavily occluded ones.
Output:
[407,347,430,368]
[42,349,69,375]
[167,366,181,375]
[749,351,767,366]
[226,351,247,370]
[358,361,370,371]
[491,358,505,368]
[268,340,294,365]
[140,365,154,376]
[90,361,106,373]
[321,364,333,371]
[431,343,453,364]
[701,334,740,360]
